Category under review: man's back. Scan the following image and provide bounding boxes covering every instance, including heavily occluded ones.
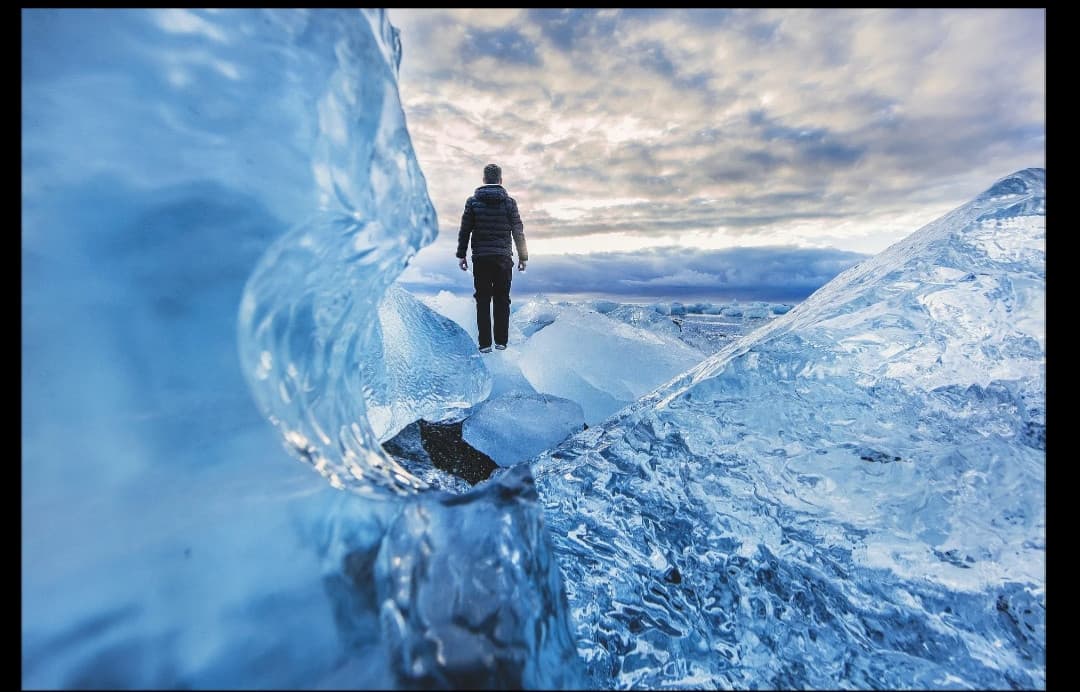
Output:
[458,183,527,262]
[456,163,527,352]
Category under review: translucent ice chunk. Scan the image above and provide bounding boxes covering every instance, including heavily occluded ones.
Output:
[366,285,491,442]
[516,303,704,424]
[376,465,586,689]
[463,392,585,467]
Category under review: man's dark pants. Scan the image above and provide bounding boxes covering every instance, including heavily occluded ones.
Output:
[472,255,514,348]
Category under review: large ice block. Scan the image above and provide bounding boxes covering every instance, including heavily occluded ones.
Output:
[533,169,1046,689]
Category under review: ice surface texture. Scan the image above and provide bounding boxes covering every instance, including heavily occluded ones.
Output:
[23,9,577,688]
[367,285,492,443]
[463,392,586,467]
[533,168,1046,688]
[517,302,705,425]
[23,11,426,686]
[377,465,585,689]
[22,6,1044,689]
[234,11,441,497]
[422,291,712,426]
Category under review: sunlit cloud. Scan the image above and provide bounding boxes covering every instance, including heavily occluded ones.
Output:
[388,8,1044,299]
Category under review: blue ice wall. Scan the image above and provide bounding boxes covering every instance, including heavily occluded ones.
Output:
[22,9,431,687]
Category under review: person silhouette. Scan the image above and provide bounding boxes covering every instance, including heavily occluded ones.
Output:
[456,163,528,352]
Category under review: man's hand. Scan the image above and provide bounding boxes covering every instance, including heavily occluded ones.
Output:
[459,257,468,271]
[518,259,527,272]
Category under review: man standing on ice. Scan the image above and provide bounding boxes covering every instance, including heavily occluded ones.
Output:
[456,163,528,353]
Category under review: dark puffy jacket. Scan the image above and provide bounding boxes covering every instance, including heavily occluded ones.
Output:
[456,184,528,261]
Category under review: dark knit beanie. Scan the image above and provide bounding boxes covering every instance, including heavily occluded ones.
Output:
[483,163,502,184]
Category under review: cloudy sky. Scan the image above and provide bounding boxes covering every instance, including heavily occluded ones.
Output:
[387,8,1044,302]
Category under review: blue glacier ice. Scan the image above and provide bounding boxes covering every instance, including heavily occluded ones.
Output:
[23,8,580,688]
[604,302,685,340]
[512,294,563,338]
[598,300,790,354]
[532,168,1046,689]
[420,290,712,426]
[463,392,586,467]
[515,302,705,425]
[22,6,1045,690]
[367,285,491,442]
[376,464,584,689]
[22,9,412,688]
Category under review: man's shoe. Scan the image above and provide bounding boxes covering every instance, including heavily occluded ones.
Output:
[479,346,493,353]
[494,344,507,351]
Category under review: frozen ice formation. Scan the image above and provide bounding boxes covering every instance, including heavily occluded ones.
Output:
[376,465,585,689]
[516,302,705,425]
[366,285,492,443]
[21,5,1045,689]
[23,9,579,689]
[463,392,586,467]
[533,168,1046,689]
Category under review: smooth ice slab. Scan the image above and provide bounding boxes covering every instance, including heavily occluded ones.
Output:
[515,302,705,425]
[462,392,585,467]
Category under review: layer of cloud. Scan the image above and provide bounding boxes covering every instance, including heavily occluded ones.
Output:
[388,8,1044,261]
[398,244,868,303]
